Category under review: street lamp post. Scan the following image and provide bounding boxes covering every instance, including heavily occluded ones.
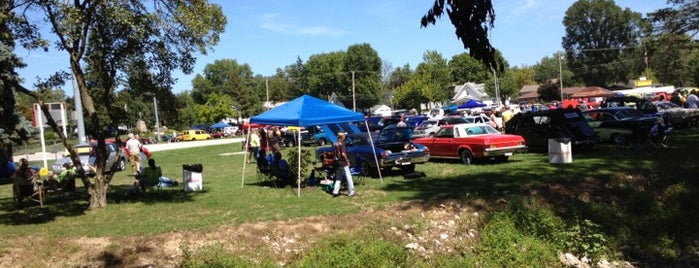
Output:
[151,95,161,142]
[558,51,564,101]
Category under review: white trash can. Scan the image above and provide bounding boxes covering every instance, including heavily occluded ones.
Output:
[548,138,572,164]
[183,164,203,192]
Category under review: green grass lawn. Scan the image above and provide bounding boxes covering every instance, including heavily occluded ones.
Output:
[1,128,698,266]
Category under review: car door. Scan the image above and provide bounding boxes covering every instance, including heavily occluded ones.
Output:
[429,127,455,157]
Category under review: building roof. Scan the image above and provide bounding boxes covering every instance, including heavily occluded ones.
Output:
[452,82,488,103]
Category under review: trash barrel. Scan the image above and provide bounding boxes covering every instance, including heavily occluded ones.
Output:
[182,164,203,192]
[548,138,572,164]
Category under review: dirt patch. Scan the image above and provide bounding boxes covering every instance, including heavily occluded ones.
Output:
[0,201,481,267]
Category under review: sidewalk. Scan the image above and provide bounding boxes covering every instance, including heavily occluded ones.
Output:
[13,137,245,163]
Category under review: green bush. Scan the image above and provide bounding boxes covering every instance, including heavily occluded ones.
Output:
[564,219,609,264]
[180,243,276,268]
[291,233,410,268]
[287,148,314,185]
[473,211,558,267]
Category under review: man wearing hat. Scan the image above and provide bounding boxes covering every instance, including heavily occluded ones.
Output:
[331,132,355,197]
[125,133,144,175]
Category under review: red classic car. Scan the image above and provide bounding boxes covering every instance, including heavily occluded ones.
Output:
[412,123,527,165]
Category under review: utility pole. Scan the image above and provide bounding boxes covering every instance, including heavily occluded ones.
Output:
[351,71,356,112]
[265,79,270,110]
[492,69,500,107]
[152,95,160,142]
[558,51,564,101]
[72,72,86,143]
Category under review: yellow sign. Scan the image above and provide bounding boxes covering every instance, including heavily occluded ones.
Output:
[634,80,652,87]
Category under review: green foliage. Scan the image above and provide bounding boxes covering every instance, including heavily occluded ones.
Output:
[562,0,649,86]
[181,243,275,268]
[304,51,347,99]
[194,93,233,123]
[537,80,561,102]
[533,53,576,86]
[286,147,314,185]
[345,43,382,109]
[415,50,451,103]
[291,233,409,268]
[473,211,558,267]
[392,75,430,110]
[564,219,609,264]
[448,52,489,84]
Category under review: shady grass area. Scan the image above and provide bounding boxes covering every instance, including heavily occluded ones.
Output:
[0,128,698,266]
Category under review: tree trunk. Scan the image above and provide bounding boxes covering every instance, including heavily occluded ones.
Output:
[88,172,108,209]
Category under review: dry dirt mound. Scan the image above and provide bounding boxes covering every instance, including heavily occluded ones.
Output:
[0,201,481,267]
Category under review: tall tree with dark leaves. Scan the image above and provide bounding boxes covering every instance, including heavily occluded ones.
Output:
[562,0,649,87]
[648,0,699,86]
[449,52,489,84]
[304,51,346,99]
[421,0,500,71]
[344,43,382,109]
[415,50,451,105]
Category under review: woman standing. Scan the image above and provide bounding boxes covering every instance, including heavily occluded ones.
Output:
[248,129,261,163]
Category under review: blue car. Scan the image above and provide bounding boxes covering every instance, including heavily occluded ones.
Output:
[315,125,431,175]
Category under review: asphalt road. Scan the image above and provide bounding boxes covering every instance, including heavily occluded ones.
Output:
[13,137,246,164]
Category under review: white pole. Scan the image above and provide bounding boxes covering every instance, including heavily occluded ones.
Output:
[241,124,252,188]
[35,104,48,168]
[153,96,161,142]
[365,120,383,183]
[559,51,564,101]
[297,133,302,197]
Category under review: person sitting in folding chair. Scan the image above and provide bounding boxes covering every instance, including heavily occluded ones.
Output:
[12,158,42,206]
[270,151,292,187]
[45,162,77,193]
[135,158,178,193]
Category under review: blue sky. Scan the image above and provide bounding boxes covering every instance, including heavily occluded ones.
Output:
[16,0,669,96]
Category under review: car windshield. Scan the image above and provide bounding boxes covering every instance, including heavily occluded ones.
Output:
[445,117,469,124]
[615,109,645,119]
[418,120,438,129]
[464,125,500,135]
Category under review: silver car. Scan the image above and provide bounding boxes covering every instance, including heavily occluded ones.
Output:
[51,143,127,176]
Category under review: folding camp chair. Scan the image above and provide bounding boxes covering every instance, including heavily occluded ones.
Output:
[349,155,365,185]
[13,173,44,207]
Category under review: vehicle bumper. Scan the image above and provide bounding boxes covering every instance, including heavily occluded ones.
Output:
[379,154,430,167]
[483,145,528,156]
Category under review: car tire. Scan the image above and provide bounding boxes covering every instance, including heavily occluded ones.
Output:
[318,138,327,146]
[429,132,435,137]
[611,133,625,144]
[360,160,372,176]
[401,164,416,173]
[460,149,473,165]
[495,155,509,162]
[191,138,196,141]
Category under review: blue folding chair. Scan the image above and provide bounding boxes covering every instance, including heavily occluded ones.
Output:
[349,156,365,185]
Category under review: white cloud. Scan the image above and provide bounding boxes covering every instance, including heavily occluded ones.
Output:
[257,13,347,36]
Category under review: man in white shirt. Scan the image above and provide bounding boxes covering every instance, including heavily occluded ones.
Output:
[125,133,143,175]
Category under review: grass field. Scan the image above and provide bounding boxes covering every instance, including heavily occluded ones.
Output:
[1,128,698,267]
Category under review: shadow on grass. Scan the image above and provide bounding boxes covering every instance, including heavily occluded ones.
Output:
[380,128,699,267]
[0,184,199,226]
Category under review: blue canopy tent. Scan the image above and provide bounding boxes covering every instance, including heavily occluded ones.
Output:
[458,99,487,109]
[209,122,230,129]
[241,94,382,196]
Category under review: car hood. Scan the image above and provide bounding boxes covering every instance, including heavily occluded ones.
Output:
[376,127,414,143]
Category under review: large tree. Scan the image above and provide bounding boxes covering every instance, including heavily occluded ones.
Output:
[648,0,699,86]
[414,50,451,105]
[562,0,649,87]
[343,43,382,110]
[448,52,489,84]
[304,51,347,100]
[191,59,254,105]
[533,53,576,86]
[8,1,225,209]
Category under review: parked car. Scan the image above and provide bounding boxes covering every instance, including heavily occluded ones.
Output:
[365,115,403,132]
[582,107,658,144]
[504,108,599,152]
[412,115,491,139]
[299,126,324,146]
[52,142,127,176]
[601,96,696,127]
[654,101,699,128]
[315,125,431,175]
[178,129,212,141]
[404,115,430,128]
[413,123,526,165]
[209,130,224,139]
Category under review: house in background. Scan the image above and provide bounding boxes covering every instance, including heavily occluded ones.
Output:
[370,104,392,116]
[452,82,489,104]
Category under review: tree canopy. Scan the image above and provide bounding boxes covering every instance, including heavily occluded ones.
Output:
[562,0,649,87]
